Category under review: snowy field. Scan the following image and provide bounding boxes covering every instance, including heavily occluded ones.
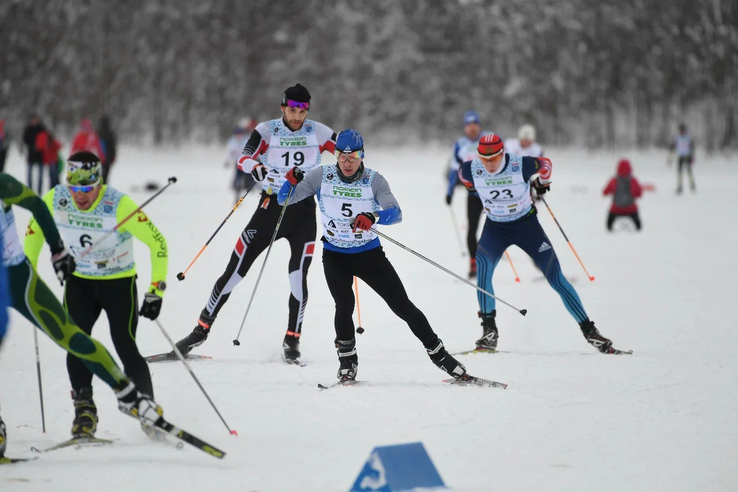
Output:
[1,143,736,491]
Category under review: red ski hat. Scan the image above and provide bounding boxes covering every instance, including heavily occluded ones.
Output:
[477,133,504,158]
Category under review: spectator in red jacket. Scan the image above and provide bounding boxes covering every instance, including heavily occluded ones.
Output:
[603,159,643,231]
[71,118,105,164]
[34,128,63,190]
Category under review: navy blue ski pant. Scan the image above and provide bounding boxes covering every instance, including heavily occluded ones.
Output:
[476,212,588,323]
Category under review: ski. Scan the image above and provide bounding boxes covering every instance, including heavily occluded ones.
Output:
[0,456,39,464]
[318,379,362,390]
[152,417,225,459]
[31,436,115,453]
[606,348,633,355]
[443,375,508,389]
[453,348,499,356]
[285,357,307,367]
[145,352,213,363]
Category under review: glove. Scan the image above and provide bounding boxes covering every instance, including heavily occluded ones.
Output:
[351,212,378,232]
[251,164,268,181]
[532,177,551,195]
[445,194,452,205]
[286,167,304,185]
[140,292,163,320]
[50,240,75,285]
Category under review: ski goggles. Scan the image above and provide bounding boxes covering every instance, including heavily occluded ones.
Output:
[335,149,364,161]
[285,99,310,110]
[68,180,100,194]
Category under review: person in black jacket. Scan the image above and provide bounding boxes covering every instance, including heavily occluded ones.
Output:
[22,115,45,193]
[98,116,117,184]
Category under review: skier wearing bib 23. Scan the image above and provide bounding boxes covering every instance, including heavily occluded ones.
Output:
[459,134,618,354]
[174,84,336,362]
[277,129,468,382]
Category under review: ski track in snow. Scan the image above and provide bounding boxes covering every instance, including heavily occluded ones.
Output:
[1,145,736,491]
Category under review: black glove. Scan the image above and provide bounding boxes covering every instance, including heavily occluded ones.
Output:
[286,166,304,185]
[251,164,268,181]
[140,292,163,320]
[50,240,75,285]
[445,194,452,205]
[532,178,551,195]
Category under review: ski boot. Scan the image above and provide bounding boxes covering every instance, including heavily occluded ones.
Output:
[116,383,163,430]
[0,414,6,458]
[336,338,358,381]
[468,258,477,278]
[426,337,467,379]
[174,309,214,356]
[476,311,498,350]
[283,332,301,361]
[580,320,613,353]
[71,388,98,438]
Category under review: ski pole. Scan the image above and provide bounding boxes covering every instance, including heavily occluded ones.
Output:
[504,250,521,283]
[178,180,256,281]
[32,327,46,433]
[371,228,527,316]
[79,177,177,259]
[233,187,294,345]
[538,194,595,281]
[354,277,365,334]
[153,320,237,436]
[448,207,466,257]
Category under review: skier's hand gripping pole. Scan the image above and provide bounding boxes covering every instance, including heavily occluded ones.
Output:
[153,319,237,436]
[177,180,257,281]
[537,194,595,281]
[79,177,177,259]
[232,186,295,345]
[371,228,527,316]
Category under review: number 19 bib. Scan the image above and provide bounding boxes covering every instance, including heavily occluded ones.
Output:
[260,119,322,194]
[472,154,533,223]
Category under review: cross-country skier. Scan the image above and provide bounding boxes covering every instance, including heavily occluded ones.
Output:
[173,84,336,362]
[445,111,485,277]
[225,117,257,204]
[504,124,544,158]
[458,133,617,354]
[603,159,643,231]
[0,172,163,462]
[24,151,168,438]
[670,123,696,194]
[278,129,468,382]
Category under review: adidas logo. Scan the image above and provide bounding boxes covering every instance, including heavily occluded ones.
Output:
[538,242,552,253]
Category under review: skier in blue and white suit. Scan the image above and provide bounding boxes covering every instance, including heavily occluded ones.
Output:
[459,133,617,354]
[279,129,468,382]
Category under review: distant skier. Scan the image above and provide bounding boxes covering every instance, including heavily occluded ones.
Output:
[71,118,105,165]
[24,151,169,438]
[0,120,9,173]
[173,84,336,363]
[225,117,256,203]
[445,110,484,277]
[278,129,468,382]
[97,116,117,184]
[603,159,643,231]
[504,124,544,158]
[669,123,695,194]
[459,133,621,354]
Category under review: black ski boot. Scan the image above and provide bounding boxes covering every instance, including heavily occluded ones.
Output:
[0,414,6,458]
[283,332,301,361]
[174,309,214,355]
[335,338,358,381]
[580,320,613,353]
[475,311,498,350]
[71,388,98,438]
[426,337,467,379]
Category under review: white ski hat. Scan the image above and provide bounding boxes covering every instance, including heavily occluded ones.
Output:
[518,124,536,141]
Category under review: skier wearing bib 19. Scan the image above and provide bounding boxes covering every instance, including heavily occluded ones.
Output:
[173,84,336,363]
[459,134,619,354]
[24,151,169,438]
[277,129,468,382]
[0,172,162,462]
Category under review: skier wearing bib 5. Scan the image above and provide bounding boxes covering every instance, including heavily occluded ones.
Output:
[277,129,468,382]
[459,134,617,354]
[24,151,168,438]
[174,84,336,362]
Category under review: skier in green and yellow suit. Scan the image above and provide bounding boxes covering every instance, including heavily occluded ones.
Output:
[0,170,163,463]
[24,150,168,438]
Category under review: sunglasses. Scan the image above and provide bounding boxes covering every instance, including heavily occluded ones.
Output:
[335,150,363,161]
[286,99,310,110]
[68,183,99,193]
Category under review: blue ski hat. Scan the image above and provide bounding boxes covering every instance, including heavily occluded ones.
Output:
[463,110,481,125]
[335,129,365,159]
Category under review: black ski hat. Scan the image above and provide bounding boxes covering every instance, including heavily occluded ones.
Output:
[282,83,311,105]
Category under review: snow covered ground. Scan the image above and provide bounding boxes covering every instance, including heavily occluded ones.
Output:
[1,143,736,491]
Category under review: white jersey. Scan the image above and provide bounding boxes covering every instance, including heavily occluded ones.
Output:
[450,135,481,171]
[0,202,26,267]
[471,153,533,223]
[504,138,544,158]
[674,134,693,156]
[52,186,135,277]
[254,118,334,194]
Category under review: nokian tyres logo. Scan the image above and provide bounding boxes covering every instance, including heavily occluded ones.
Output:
[485,177,513,186]
[332,186,362,198]
[68,214,103,229]
[280,137,307,147]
